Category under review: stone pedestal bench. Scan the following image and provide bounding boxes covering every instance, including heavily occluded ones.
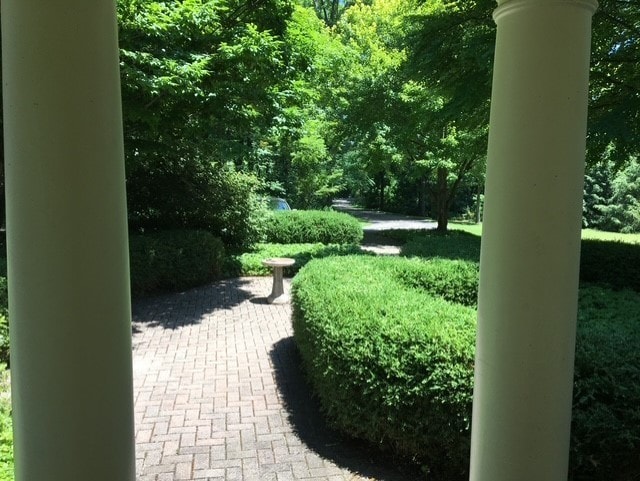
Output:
[261,257,295,304]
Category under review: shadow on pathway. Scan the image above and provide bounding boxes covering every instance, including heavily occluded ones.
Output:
[269,337,423,481]
[132,278,256,331]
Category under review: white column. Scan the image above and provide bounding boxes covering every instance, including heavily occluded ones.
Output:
[470,1,597,480]
[2,1,136,480]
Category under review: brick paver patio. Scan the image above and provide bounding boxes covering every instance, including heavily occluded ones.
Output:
[132,277,414,481]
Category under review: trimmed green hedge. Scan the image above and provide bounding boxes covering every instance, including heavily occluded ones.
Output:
[571,285,640,480]
[232,243,369,277]
[263,210,363,244]
[401,230,640,294]
[292,256,477,479]
[401,229,481,262]
[395,258,479,307]
[292,255,640,481]
[129,230,225,296]
[579,239,640,292]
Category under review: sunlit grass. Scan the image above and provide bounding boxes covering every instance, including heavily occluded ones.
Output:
[581,228,640,244]
[449,223,640,245]
[449,223,482,237]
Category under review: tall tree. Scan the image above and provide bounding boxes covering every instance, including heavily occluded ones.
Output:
[337,0,487,229]
[117,0,295,247]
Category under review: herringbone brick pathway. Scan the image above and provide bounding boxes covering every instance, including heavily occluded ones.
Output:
[132,277,413,481]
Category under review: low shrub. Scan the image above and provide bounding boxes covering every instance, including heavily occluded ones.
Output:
[292,256,477,480]
[232,243,368,277]
[571,285,640,480]
[401,230,481,262]
[293,256,640,481]
[395,258,479,307]
[129,230,225,297]
[401,231,640,294]
[579,239,640,292]
[263,210,363,245]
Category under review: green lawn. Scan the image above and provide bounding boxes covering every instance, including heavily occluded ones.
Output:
[450,223,640,244]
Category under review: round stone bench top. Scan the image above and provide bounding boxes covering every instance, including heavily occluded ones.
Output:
[261,257,296,268]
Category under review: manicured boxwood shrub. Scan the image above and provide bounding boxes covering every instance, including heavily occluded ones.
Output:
[395,258,479,307]
[293,256,640,481]
[263,210,363,245]
[401,230,640,295]
[129,230,225,296]
[292,256,477,480]
[571,285,640,480]
[579,239,640,292]
[401,230,481,262]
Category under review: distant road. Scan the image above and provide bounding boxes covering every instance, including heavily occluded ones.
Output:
[332,199,437,232]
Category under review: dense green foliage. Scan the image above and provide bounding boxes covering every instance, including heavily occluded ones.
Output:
[292,256,477,479]
[0,0,637,233]
[401,229,481,262]
[262,210,363,244]
[572,286,640,480]
[233,242,368,276]
[119,0,294,246]
[400,229,640,294]
[584,157,640,233]
[292,254,640,480]
[129,230,226,296]
[395,258,478,306]
[580,239,640,292]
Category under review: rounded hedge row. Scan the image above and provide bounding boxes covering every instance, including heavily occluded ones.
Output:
[262,210,363,244]
[292,256,477,479]
[292,255,640,481]
[235,243,368,277]
[129,230,226,296]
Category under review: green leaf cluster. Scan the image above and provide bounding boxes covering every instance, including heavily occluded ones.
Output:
[0,365,12,481]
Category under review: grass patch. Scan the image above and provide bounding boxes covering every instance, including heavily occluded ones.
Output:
[0,366,12,481]
[231,243,370,276]
[447,223,483,236]
[582,228,640,243]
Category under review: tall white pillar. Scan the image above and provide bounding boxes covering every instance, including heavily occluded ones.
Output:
[2,1,136,480]
[470,1,597,480]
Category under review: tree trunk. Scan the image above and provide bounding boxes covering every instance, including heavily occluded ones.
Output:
[436,167,449,232]
[377,172,385,211]
[418,175,427,217]
[476,182,482,224]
